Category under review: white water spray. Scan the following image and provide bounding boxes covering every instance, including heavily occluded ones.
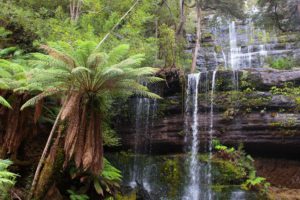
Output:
[183,73,201,200]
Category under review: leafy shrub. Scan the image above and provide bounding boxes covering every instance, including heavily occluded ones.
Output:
[241,171,270,194]
[212,141,270,194]
[267,57,295,70]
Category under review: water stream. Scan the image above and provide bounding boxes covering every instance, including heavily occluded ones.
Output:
[207,70,217,200]
[129,87,157,191]
[183,73,201,200]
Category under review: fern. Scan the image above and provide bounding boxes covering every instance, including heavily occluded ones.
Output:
[93,158,122,196]
[67,190,89,200]
[0,160,18,199]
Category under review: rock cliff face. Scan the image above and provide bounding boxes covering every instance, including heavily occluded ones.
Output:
[116,8,300,157]
[116,69,300,157]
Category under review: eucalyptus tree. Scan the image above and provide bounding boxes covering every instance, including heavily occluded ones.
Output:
[22,41,162,198]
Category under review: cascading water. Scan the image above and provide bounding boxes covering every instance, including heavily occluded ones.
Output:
[129,84,157,191]
[229,21,240,90]
[222,50,228,69]
[183,73,201,200]
[207,70,217,200]
[130,97,149,188]
[229,21,241,71]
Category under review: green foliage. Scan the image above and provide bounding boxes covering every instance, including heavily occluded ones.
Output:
[241,171,270,194]
[0,27,11,38]
[270,83,300,97]
[212,140,270,194]
[160,158,182,198]
[69,158,122,198]
[68,190,90,200]
[159,24,177,67]
[267,57,295,70]
[0,160,18,199]
[22,41,162,110]
[256,0,300,32]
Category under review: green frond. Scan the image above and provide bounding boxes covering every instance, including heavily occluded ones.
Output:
[0,47,18,57]
[115,80,161,99]
[87,52,108,68]
[107,44,130,65]
[0,68,12,78]
[133,90,162,99]
[143,76,165,84]
[71,66,91,74]
[0,96,12,109]
[0,80,9,89]
[101,158,122,181]
[21,89,60,110]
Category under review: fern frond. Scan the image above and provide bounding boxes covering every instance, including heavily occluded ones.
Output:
[21,89,60,110]
[0,96,11,109]
[107,44,130,65]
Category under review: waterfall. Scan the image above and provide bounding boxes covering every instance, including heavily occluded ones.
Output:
[222,50,228,69]
[130,83,156,191]
[230,190,246,200]
[229,21,241,71]
[183,73,201,200]
[207,70,217,200]
[229,21,240,90]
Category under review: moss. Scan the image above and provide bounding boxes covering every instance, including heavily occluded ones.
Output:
[294,97,300,111]
[270,117,298,136]
[212,158,247,185]
[214,45,222,53]
[116,191,136,200]
[34,147,64,200]
[214,90,271,111]
[159,157,183,198]
[202,32,214,40]
[202,42,214,47]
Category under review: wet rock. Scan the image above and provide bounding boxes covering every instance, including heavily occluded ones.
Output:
[246,69,300,89]
[270,95,296,108]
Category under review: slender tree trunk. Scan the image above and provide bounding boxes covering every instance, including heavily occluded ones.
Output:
[96,0,140,49]
[176,0,185,36]
[191,0,201,73]
[28,106,64,200]
[70,0,82,23]
[33,127,64,199]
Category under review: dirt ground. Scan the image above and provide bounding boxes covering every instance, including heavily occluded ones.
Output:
[255,158,300,200]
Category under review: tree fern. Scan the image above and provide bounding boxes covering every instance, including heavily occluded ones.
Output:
[24,41,163,176]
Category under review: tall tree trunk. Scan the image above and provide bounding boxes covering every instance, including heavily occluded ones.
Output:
[191,0,201,73]
[176,0,185,36]
[70,0,82,23]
